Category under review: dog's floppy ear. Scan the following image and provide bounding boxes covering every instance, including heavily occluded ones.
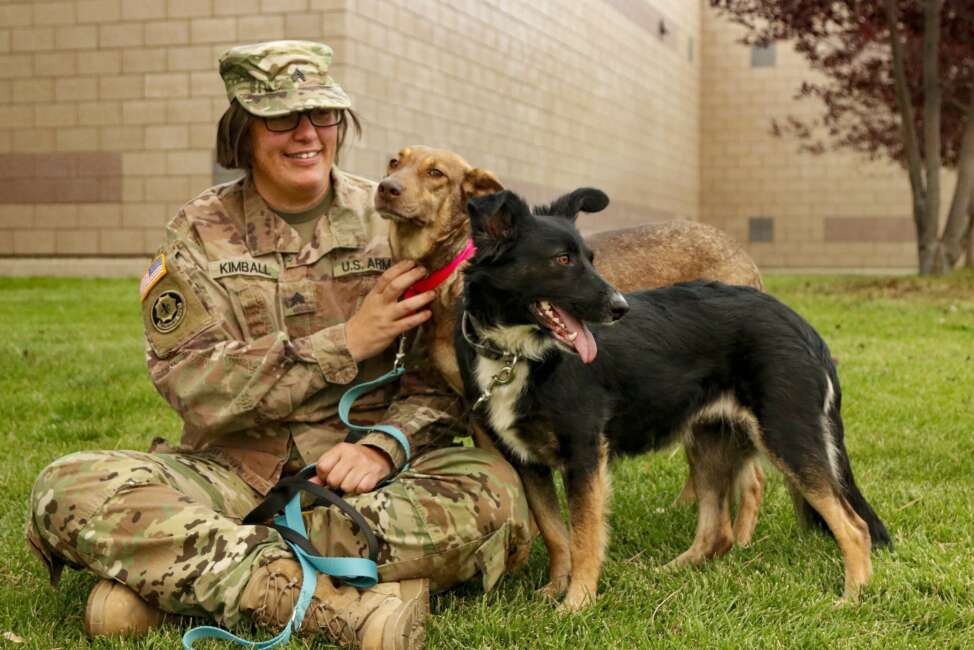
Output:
[461,168,504,201]
[467,191,523,258]
[538,187,609,222]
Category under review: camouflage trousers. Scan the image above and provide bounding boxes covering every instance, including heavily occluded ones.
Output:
[26,446,533,627]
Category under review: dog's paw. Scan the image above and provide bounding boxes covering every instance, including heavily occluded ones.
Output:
[556,585,595,613]
[535,575,569,602]
[834,587,863,608]
[733,526,755,548]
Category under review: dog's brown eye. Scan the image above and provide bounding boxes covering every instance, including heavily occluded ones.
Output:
[555,254,572,266]
[389,158,398,169]
[427,168,443,178]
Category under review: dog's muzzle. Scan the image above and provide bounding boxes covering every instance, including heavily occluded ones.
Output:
[377,178,403,199]
[608,292,629,322]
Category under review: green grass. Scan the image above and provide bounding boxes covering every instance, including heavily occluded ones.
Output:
[1,274,973,649]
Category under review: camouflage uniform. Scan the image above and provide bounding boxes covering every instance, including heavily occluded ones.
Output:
[26,40,533,631]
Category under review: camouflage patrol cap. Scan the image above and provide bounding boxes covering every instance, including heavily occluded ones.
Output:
[218,40,351,117]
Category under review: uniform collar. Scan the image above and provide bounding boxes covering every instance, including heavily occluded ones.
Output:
[243,167,367,260]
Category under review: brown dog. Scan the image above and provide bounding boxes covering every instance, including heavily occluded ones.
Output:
[375,146,767,563]
[375,146,504,395]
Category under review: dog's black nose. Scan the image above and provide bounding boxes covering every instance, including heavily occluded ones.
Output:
[378,179,402,197]
[609,292,629,321]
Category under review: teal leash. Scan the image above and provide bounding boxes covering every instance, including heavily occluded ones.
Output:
[338,338,410,473]
[182,338,411,649]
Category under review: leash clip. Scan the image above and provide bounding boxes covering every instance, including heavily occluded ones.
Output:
[392,334,407,373]
[473,352,520,411]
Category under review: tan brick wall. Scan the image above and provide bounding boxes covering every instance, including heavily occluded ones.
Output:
[331,0,701,234]
[699,6,955,270]
[3,1,942,272]
[0,0,700,265]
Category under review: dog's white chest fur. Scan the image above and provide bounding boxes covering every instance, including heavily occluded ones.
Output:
[473,325,555,464]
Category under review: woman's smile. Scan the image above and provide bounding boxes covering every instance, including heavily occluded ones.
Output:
[250,114,338,211]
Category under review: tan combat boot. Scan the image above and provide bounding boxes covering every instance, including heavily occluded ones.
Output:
[240,559,428,650]
[84,579,169,637]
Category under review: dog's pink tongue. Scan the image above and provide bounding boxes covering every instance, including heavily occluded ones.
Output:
[552,306,598,364]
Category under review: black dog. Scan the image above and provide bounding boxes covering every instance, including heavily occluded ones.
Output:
[456,188,890,611]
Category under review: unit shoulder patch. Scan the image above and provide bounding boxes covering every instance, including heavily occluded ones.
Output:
[143,270,216,358]
[149,290,186,333]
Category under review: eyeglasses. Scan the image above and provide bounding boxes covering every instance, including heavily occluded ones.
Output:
[263,108,344,133]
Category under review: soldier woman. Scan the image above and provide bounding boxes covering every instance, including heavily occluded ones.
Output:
[26,40,532,650]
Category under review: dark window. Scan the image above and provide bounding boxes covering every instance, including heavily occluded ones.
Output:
[749,216,774,242]
[751,44,776,68]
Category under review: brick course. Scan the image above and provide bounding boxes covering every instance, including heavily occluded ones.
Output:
[99,23,145,48]
[0,1,934,267]
[78,1,122,24]
[0,152,122,204]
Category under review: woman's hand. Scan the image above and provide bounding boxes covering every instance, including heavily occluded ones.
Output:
[311,442,394,494]
[344,260,435,362]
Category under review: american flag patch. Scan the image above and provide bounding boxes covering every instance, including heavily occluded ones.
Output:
[140,255,167,303]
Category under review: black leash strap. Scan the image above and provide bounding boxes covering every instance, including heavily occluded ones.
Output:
[243,465,379,563]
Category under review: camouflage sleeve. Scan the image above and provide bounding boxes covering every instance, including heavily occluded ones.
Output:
[148,326,358,436]
[357,367,464,470]
[144,223,360,437]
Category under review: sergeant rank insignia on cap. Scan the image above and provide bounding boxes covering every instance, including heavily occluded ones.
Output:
[140,255,168,303]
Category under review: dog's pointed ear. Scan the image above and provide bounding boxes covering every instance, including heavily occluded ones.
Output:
[461,167,504,201]
[540,187,609,221]
[467,191,522,256]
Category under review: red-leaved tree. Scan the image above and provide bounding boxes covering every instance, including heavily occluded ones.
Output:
[711,0,974,274]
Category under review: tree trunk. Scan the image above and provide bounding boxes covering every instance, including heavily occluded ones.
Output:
[936,104,974,270]
[885,0,930,273]
[919,0,943,275]
[966,200,974,268]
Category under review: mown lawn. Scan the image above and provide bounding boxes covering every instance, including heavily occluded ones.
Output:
[1,273,972,649]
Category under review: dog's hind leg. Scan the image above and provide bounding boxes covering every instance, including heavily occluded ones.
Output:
[560,442,611,612]
[673,472,696,506]
[733,457,765,547]
[799,487,872,603]
[519,464,572,601]
[673,422,765,547]
[748,413,872,602]
[663,421,739,569]
[676,440,765,547]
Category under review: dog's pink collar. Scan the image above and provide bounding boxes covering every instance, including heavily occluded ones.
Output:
[403,239,476,299]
